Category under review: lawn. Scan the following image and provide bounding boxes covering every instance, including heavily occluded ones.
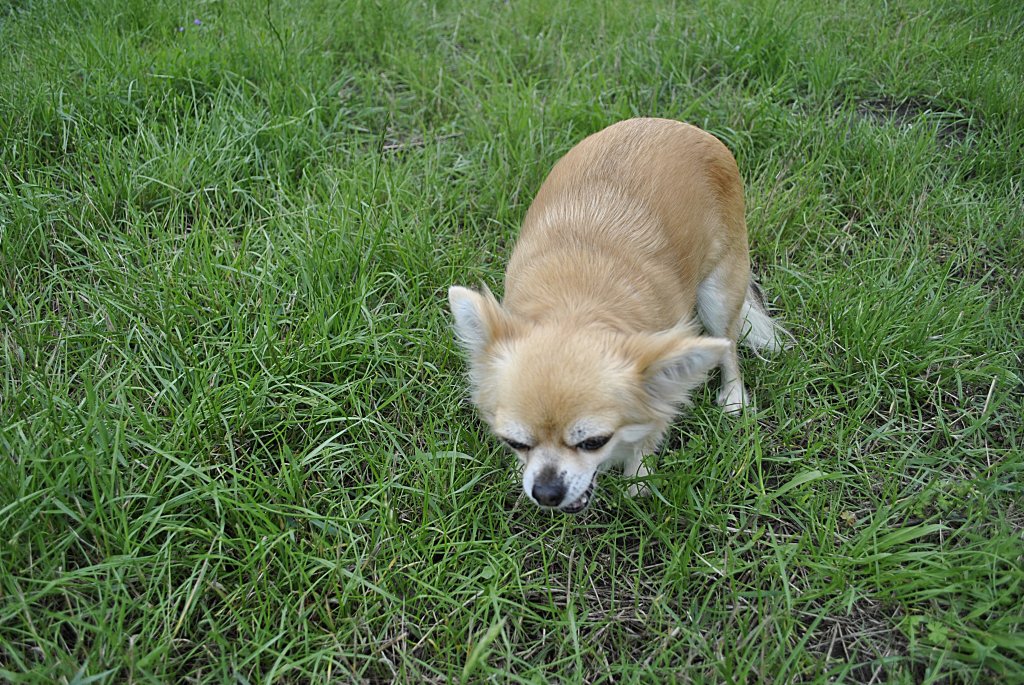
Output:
[1,0,1022,682]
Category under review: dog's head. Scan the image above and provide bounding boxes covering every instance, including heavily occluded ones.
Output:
[448,286,728,513]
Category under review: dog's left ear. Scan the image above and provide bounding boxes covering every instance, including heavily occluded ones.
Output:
[630,333,730,411]
[447,285,515,357]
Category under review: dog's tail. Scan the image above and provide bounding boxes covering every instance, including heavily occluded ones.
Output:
[740,281,793,354]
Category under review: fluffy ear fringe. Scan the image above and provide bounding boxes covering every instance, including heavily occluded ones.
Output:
[630,332,730,418]
[447,285,514,358]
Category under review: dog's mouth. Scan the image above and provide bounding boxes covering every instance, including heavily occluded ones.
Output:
[559,476,597,514]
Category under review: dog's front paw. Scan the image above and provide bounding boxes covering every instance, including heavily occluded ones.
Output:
[717,382,751,415]
[625,459,651,498]
[627,480,652,498]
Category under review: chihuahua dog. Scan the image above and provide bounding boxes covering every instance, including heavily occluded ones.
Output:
[448,118,789,514]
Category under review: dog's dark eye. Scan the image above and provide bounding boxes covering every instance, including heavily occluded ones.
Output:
[501,437,531,451]
[575,435,611,452]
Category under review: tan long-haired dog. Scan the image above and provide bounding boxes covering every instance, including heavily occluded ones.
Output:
[449,118,789,514]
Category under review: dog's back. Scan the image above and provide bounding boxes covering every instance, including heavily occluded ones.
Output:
[504,118,749,334]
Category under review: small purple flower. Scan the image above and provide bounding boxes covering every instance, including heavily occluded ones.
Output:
[177,26,185,32]
[193,18,202,25]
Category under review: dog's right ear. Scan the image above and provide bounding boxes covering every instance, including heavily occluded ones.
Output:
[447,286,515,357]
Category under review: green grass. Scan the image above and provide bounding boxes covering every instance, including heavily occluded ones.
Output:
[1,0,1022,682]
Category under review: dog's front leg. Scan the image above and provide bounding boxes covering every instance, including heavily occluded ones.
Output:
[625,451,651,498]
[624,428,665,497]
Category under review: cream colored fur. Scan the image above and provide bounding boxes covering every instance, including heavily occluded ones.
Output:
[449,118,789,513]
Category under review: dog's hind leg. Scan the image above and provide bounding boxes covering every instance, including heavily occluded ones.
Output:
[696,255,751,414]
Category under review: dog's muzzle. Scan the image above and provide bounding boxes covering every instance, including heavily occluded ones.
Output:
[558,476,596,514]
[531,467,596,514]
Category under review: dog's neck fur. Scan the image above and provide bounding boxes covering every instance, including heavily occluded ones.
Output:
[503,205,691,333]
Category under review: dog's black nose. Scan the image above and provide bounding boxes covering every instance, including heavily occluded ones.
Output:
[532,479,566,507]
